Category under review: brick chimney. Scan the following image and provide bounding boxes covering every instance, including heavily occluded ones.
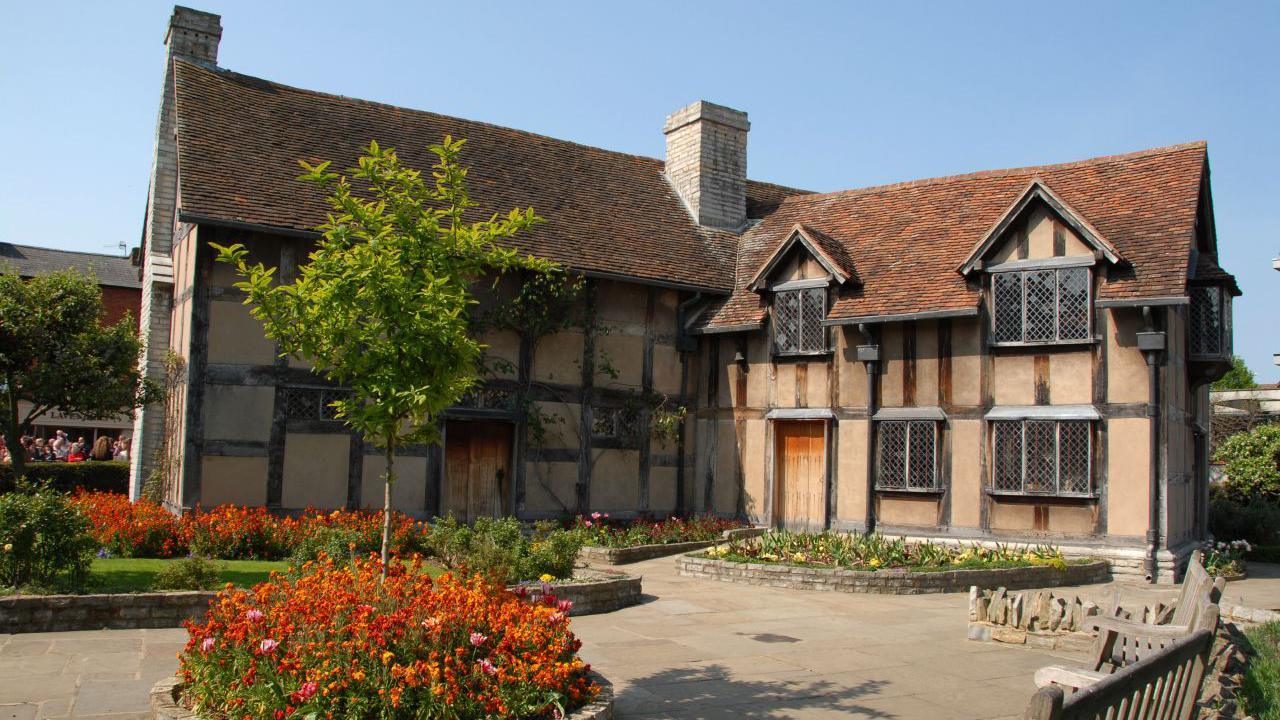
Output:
[165,6,222,64]
[663,100,750,231]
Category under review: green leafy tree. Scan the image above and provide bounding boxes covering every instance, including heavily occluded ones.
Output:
[1212,356,1256,391]
[1214,423,1280,501]
[213,138,553,571]
[0,268,160,476]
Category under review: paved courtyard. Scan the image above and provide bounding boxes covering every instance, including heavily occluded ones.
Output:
[6,557,1275,720]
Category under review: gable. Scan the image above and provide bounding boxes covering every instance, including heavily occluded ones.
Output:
[747,224,853,291]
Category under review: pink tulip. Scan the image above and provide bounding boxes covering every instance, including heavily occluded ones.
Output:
[246,609,264,622]
[469,632,487,647]
[200,637,215,653]
[258,638,279,653]
[478,658,498,676]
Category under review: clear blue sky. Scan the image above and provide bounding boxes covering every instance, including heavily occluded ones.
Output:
[2,1,1277,380]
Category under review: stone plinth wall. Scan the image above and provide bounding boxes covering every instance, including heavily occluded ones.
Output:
[677,555,1110,595]
[152,671,615,720]
[0,591,217,634]
[580,526,766,565]
[517,570,642,616]
[965,586,1110,652]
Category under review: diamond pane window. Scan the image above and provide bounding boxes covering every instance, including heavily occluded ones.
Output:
[773,288,827,355]
[1189,285,1232,359]
[990,267,1091,344]
[876,420,938,490]
[283,387,350,422]
[990,419,1092,496]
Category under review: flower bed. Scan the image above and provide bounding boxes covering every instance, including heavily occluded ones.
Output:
[179,557,600,719]
[511,569,641,615]
[574,513,748,549]
[71,491,423,561]
[676,530,1108,595]
[580,527,765,565]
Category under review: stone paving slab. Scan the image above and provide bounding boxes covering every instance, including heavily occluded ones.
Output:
[10,555,1275,719]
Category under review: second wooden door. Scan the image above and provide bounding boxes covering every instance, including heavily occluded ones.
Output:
[774,420,826,532]
[443,420,511,523]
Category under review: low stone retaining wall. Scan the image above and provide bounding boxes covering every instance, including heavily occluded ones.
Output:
[965,587,1108,652]
[151,671,615,720]
[516,569,642,616]
[677,554,1110,595]
[579,526,766,565]
[0,591,217,634]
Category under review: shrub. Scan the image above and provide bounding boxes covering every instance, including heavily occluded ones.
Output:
[0,461,129,495]
[1214,423,1280,501]
[153,556,223,591]
[576,513,746,548]
[288,525,365,566]
[0,483,97,590]
[71,490,186,557]
[186,505,291,560]
[180,558,596,719]
[424,516,583,584]
[1208,488,1280,546]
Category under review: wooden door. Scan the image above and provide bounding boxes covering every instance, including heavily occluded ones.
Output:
[774,421,826,531]
[444,421,512,522]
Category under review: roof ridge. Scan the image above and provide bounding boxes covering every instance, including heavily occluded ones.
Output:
[790,141,1208,203]
[175,59,804,193]
[1,242,130,261]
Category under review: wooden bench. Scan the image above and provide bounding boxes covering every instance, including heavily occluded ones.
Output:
[1034,550,1224,691]
[1024,628,1216,720]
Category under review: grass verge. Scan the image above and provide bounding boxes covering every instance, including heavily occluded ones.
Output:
[1243,621,1280,720]
[87,557,289,593]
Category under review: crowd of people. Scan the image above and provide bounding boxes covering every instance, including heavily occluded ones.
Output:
[0,430,130,464]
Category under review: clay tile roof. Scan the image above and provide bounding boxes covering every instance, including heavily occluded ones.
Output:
[1193,252,1241,295]
[695,142,1212,330]
[170,60,807,293]
[0,243,140,289]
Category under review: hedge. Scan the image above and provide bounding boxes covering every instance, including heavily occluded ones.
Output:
[0,461,130,494]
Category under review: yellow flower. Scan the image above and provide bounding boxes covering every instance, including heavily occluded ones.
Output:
[868,557,882,568]
[792,552,806,563]
[2,543,11,553]
[381,650,395,664]
[539,573,555,583]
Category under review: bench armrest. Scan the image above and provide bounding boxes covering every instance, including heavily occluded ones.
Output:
[1034,665,1107,691]
[1085,617,1194,639]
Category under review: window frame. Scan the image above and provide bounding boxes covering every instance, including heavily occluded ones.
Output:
[989,265,1094,347]
[875,419,941,492]
[772,286,829,357]
[1188,284,1233,360]
[989,418,1095,498]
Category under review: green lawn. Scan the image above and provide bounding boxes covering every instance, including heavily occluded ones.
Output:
[1243,621,1280,720]
[87,558,288,593]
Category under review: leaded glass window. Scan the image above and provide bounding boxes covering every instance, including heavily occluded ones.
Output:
[773,288,827,355]
[990,419,1093,496]
[1189,285,1232,359]
[990,267,1091,344]
[876,420,938,490]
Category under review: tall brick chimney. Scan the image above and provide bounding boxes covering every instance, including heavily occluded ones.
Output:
[663,100,750,231]
[130,7,222,500]
[165,6,222,63]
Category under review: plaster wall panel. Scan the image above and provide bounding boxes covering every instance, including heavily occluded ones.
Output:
[879,324,904,407]
[532,331,584,385]
[714,420,741,514]
[481,329,521,380]
[652,343,682,396]
[203,385,274,442]
[1106,418,1150,538]
[596,332,644,388]
[1106,309,1147,404]
[1027,208,1055,258]
[524,461,577,514]
[836,419,869,522]
[207,300,277,365]
[597,280,648,324]
[804,361,830,407]
[774,363,797,408]
[360,455,428,513]
[915,321,939,404]
[531,401,581,451]
[741,419,767,517]
[649,466,678,514]
[282,433,350,509]
[746,335,771,406]
[201,456,268,507]
[1050,351,1093,405]
[949,419,983,528]
[590,449,640,510]
[951,317,983,407]
[992,354,1036,406]
[879,495,939,527]
[1048,505,1096,535]
[988,501,1035,532]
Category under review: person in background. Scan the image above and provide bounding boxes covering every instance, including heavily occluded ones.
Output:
[91,436,113,461]
[113,438,130,463]
[52,430,70,461]
[32,437,51,462]
[67,442,86,462]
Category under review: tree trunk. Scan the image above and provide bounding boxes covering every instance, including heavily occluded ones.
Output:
[380,435,396,581]
[3,387,25,479]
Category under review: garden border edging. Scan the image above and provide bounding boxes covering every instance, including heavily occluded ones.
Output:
[151,671,615,720]
[522,569,642,616]
[0,591,217,634]
[677,554,1110,595]
[579,526,767,565]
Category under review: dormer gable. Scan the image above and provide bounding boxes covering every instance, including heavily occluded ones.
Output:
[747,224,854,291]
[957,180,1123,275]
